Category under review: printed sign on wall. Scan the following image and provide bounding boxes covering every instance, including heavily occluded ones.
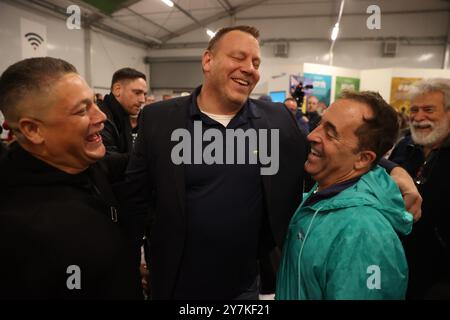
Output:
[335,76,360,100]
[303,73,332,106]
[21,18,47,59]
[390,77,422,112]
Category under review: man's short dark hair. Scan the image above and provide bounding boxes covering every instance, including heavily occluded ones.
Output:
[111,68,146,90]
[339,90,399,165]
[206,25,259,52]
[0,57,77,128]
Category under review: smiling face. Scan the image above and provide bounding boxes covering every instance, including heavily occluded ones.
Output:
[202,30,261,110]
[21,73,107,173]
[410,90,450,148]
[305,99,375,190]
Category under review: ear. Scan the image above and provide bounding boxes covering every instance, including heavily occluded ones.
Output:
[202,50,213,73]
[17,117,45,144]
[112,82,122,98]
[354,150,377,171]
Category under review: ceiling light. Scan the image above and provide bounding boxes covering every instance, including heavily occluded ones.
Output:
[206,29,216,38]
[331,23,339,41]
[418,53,433,62]
[161,0,174,7]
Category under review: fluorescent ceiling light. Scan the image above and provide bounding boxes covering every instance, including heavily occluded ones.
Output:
[331,23,339,41]
[418,53,433,62]
[161,0,174,7]
[206,29,216,38]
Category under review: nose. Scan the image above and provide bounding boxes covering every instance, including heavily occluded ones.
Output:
[241,58,258,76]
[91,103,107,125]
[411,109,427,123]
[307,125,322,144]
[138,93,146,105]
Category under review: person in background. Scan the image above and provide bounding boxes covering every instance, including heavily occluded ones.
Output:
[95,93,104,104]
[306,95,321,132]
[99,68,147,177]
[284,97,309,136]
[317,101,327,116]
[390,78,450,299]
[145,94,156,105]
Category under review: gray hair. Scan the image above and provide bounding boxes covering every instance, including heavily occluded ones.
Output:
[410,78,450,111]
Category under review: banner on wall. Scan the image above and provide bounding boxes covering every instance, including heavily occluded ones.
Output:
[21,18,47,59]
[303,73,332,106]
[390,77,422,112]
[335,76,360,100]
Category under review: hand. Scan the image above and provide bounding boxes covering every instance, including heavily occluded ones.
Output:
[390,166,422,221]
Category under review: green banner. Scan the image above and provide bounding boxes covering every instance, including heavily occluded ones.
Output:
[335,76,360,100]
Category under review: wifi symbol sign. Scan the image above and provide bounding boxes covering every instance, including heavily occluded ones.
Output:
[25,32,44,50]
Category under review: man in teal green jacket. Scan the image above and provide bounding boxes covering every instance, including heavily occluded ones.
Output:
[276,91,414,300]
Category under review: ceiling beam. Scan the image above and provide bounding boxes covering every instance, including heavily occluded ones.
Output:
[154,36,445,49]
[126,7,176,37]
[222,0,234,11]
[237,9,450,21]
[216,0,233,15]
[172,1,204,27]
[71,0,164,44]
[159,0,269,43]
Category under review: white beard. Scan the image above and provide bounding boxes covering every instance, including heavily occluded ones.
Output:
[410,118,450,147]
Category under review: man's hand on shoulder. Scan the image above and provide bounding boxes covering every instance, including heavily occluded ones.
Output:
[390,166,422,221]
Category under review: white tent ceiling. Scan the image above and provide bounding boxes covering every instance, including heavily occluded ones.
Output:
[12,0,450,48]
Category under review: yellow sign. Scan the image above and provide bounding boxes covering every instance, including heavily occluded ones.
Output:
[389,77,422,112]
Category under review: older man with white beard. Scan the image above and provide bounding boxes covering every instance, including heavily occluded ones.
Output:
[390,78,450,299]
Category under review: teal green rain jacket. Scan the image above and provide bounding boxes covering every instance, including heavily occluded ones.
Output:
[276,166,413,300]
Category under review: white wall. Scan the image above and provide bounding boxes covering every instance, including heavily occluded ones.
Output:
[90,30,148,94]
[360,68,393,101]
[0,1,85,76]
[360,68,450,101]
[0,1,149,96]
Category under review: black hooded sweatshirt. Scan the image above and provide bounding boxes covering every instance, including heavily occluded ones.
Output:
[0,143,141,299]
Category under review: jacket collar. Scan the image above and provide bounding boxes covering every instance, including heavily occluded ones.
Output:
[103,94,129,128]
